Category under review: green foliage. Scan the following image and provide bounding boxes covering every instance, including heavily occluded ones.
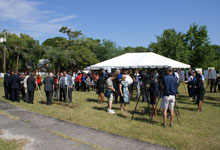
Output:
[1,23,220,72]
[59,26,83,40]
[149,23,220,70]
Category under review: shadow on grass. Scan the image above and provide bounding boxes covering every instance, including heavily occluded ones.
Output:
[87,98,97,103]
[177,106,197,111]
[131,117,160,125]
[205,96,220,101]
[203,101,220,107]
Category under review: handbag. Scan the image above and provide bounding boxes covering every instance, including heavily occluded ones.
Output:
[104,90,111,98]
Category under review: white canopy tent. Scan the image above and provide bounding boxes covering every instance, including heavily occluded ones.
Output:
[88,52,190,70]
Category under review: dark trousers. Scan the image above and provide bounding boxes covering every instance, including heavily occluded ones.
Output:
[210,80,216,92]
[11,89,19,102]
[4,86,9,99]
[46,91,53,105]
[76,82,80,91]
[128,84,133,97]
[20,88,25,100]
[87,85,90,92]
[114,90,119,103]
[28,91,34,104]
[54,86,59,99]
[68,88,72,103]
[60,87,66,102]
[142,87,149,102]
[81,82,86,91]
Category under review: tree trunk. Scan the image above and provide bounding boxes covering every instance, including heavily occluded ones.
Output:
[16,54,19,72]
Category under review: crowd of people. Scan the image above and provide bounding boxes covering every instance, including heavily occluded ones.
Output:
[3,67,218,127]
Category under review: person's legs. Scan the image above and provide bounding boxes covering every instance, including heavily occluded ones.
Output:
[170,109,174,126]
[68,88,72,103]
[63,87,67,102]
[46,91,49,104]
[11,89,15,102]
[49,91,53,105]
[168,96,175,126]
[163,109,167,126]
[120,102,123,111]
[29,91,34,103]
[136,83,140,98]
[15,89,20,102]
[100,93,104,103]
[198,100,203,112]
[4,86,8,99]
[114,92,118,104]
[97,94,101,103]
[161,96,169,126]
[108,94,114,113]
[59,88,63,102]
[142,87,147,102]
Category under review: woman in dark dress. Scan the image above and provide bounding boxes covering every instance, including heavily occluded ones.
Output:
[149,76,159,117]
[196,73,205,112]
[97,73,105,104]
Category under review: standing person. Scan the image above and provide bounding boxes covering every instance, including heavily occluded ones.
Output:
[36,74,41,90]
[23,72,30,102]
[216,74,220,93]
[160,67,178,127]
[10,71,21,102]
[81,73,86,91]
[187,72,194,101]
[141,69,150,102]
[43,73,55,105]
[86,74,91,92]
[72,72,76,91]
[135,70,141,98]
[67,72,73,103]
[75,73,82,91]
[106,74,116,114]
[119,75,129,111]
[20,73,25,100]
[97,73,105,103]
[60,72,67,102]
[53,73,59,99]
[113,69,120,104]
[59,73,64,102]
[196,73,205,112]
[27,72,36,104]
[4,71,10,99]
[150,75,159,117]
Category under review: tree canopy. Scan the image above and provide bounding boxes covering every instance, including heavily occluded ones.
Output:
[0,23,219,72]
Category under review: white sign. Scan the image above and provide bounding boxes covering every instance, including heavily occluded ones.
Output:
[204,70,216,79]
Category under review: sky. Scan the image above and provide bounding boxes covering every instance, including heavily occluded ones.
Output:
[0,0,219,47]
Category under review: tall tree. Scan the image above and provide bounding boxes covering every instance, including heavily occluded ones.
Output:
[148,29,189,64]
[59,26,83,40]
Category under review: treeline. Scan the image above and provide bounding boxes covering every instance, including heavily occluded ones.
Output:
[0,23,219,72]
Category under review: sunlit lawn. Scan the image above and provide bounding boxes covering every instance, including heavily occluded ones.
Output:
[0,80,220,150]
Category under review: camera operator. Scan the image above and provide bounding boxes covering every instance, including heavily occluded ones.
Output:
[160,67,178,127]
[140,69,150,102]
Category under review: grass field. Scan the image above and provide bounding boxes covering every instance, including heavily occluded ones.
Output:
[0,81,219,150]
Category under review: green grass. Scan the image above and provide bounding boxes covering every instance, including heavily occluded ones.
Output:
[0,139,17,150]
[0,81,220,150]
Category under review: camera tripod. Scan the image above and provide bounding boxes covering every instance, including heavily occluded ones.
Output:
[131,89,151,120]
[131,90,181,124]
